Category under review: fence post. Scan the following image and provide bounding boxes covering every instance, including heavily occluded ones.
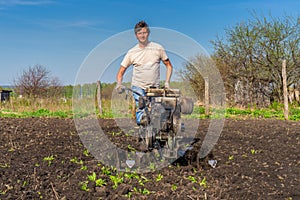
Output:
[204,77,210,116]
[282,59,288,120]
[97,80,102,115]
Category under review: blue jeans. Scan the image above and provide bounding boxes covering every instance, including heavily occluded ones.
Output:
[131,86,146,125]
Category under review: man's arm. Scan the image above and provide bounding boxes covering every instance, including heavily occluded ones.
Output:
[116,66,127,86]
[162,58,173,88]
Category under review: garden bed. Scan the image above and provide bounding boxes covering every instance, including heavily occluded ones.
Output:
[0,118,299,199]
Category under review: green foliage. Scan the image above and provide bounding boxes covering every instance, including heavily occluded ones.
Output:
[223,103,300,120]
[1,82,299,121]
[212,13,300,105]
[193,106,205,115]
[0,109,72,118]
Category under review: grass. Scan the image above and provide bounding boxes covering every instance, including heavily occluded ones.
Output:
[224,104,300,120]
[0,108,73,118]
[1,97,299,120]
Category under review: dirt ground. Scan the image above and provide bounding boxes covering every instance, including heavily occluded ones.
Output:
[0,117,299,200]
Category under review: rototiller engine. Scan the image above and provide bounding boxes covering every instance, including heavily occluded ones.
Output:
[130,87,194,159]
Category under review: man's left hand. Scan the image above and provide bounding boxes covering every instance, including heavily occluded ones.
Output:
[164,82,170,89]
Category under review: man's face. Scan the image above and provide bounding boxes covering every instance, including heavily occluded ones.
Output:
[135,27,149,44]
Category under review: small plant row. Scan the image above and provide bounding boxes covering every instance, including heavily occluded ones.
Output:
[78,164,208,198]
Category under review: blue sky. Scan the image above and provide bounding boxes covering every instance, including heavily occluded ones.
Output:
[0,0,299,85]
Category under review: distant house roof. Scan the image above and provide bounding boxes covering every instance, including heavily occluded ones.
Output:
[0,89,12,92]
[0,89,13,102]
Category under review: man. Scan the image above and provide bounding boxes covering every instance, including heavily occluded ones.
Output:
[116,21,173,125]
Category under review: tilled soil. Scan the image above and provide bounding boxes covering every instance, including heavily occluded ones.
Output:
[0,118,299,200]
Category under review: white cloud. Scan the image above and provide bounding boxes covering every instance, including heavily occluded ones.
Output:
[33,18,102,29]
[65,20,98,28]
[0,0,55,7]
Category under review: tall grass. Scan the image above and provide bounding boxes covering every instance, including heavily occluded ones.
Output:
[0,97,72,118]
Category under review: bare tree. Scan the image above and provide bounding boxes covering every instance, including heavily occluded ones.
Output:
[14,64,62,98]
[211,13,300,106]
[178,54,225,106]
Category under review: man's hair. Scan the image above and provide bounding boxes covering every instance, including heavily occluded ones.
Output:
[134,21,150,34]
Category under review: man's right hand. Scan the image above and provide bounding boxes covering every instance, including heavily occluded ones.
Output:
[116,84,125,94]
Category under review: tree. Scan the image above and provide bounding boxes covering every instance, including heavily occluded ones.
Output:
[178,54,225,106]
[14,64,62,98]
[212,13,300,106]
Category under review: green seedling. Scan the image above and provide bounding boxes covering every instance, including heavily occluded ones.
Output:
[138,175,149,186]
[192,168,198,173]
[171,184,177,191]
[83,149,90,157]
[70,157,83,165]
[110,165,117,172]
[80,181,89,192]
[124,172,139,180]
[88,172,97,181]
[156,174,163,182]
[22,181,28,187]
[187,175,197,183]
[125,191,133,198]
[141,188,150,195]
[101,166,111,175]
[37,191,43,199]
[110,131,121,136]
[228,155,234,160]
[43,155,55,166]
[133,187,150,195]
[141,175,149,182]
[148,162,155,171]
[200,177,207,188]
[251,149,257,155]
[0,163,10,168]
[138,179,144,186]
[110,175,123,189]
[95,178,106,187]
[128,129,135,134]
[188,176,207,188]
[127,144,136,152]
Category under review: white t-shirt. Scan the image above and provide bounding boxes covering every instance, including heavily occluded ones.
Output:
[121,41,168,89]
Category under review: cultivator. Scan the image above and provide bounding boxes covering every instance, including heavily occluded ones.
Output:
[124,87,194,160]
